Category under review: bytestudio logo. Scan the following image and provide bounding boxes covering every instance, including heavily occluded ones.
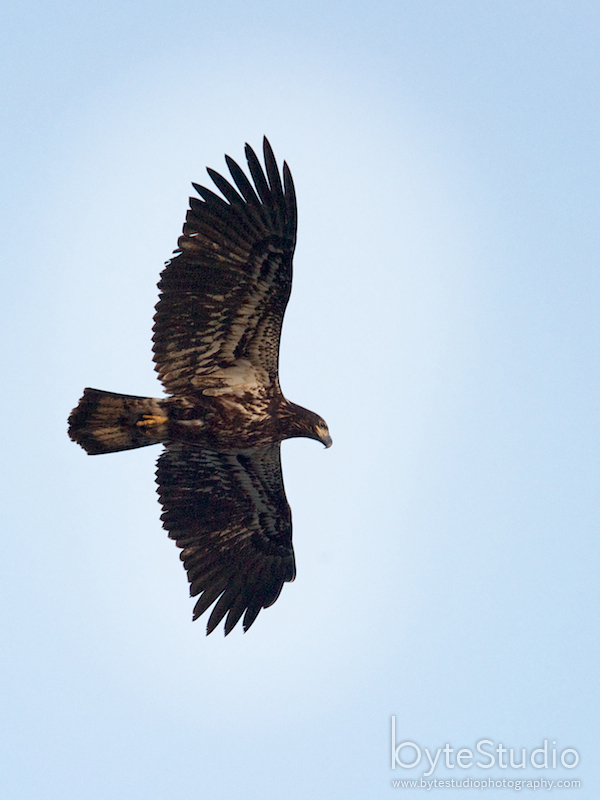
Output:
[390,717,580,777]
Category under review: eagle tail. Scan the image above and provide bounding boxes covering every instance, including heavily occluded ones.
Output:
[68,388,169,455]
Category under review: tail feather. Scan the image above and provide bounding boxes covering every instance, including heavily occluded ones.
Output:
[68,388,168,455]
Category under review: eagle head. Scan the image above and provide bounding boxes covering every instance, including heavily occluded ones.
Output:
[299,408,332,448]
[314,418,333,449]
[281,402,332,448]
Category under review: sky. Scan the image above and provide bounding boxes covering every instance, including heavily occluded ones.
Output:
[1,1,598,797]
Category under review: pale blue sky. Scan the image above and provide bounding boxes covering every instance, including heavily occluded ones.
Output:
[1,2,598,798]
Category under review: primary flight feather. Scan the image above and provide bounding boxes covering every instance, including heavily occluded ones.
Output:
[68,138,331,635]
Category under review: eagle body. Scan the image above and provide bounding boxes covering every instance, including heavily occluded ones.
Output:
[69,139,331,635]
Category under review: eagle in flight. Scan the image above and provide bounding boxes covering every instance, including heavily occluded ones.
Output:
[69,138,332,635]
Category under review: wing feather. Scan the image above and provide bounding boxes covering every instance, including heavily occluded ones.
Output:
[205,168,246,208]
[156,442,295,635]
[224,155,261,206]
[244,143,271,205]
[263,138,285,206]
[153,138,297,396]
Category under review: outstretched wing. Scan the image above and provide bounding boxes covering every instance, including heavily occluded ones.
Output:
[156,442,296,635]
[153,138,297,396]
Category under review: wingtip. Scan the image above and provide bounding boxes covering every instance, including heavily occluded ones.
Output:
[262,136,275,164]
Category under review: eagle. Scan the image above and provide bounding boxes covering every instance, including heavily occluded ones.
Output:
[68,138,332,635]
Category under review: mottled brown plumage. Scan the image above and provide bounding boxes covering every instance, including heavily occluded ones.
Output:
[68,138,331,635]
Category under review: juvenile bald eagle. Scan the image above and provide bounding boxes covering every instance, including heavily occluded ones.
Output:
[69,138,331,635]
